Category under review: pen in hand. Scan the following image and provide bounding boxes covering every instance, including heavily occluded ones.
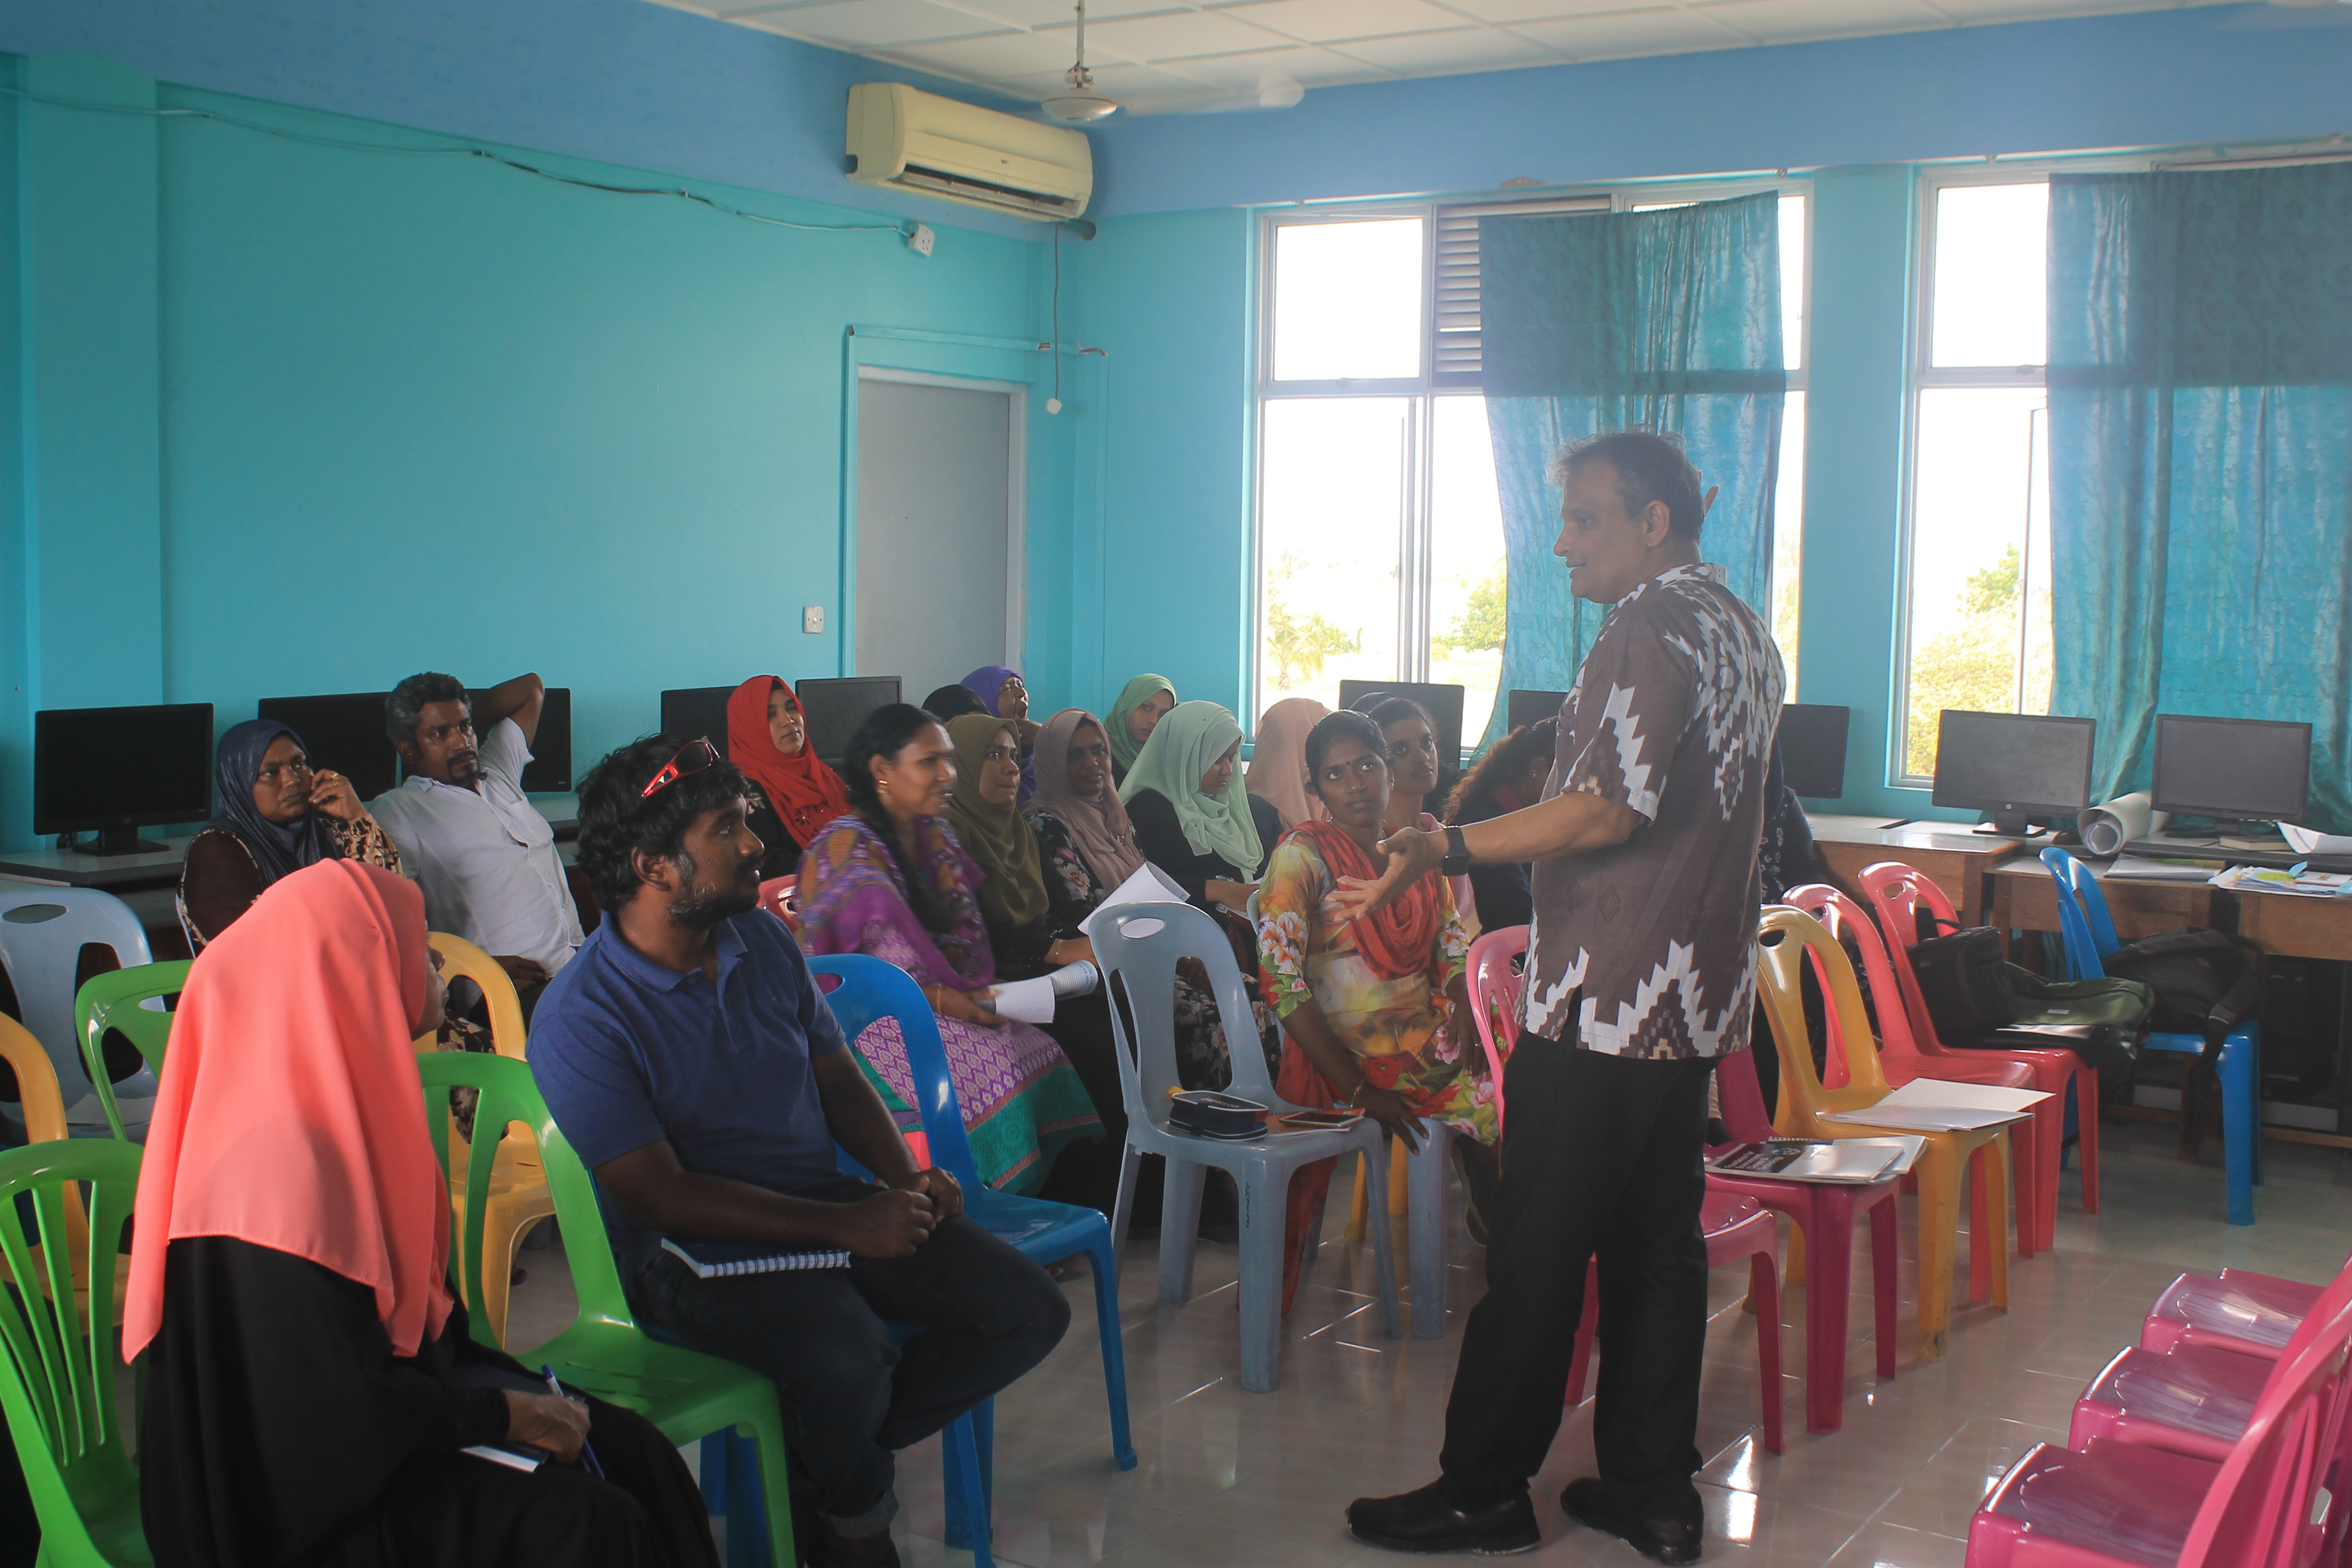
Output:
[540,1363,605,1478]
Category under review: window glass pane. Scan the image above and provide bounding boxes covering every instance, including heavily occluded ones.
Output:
[1929,183,2049,368]
[1428,396,1506,745]
[1770,390,1805,695]
[1779,194,1806,373]
[1271,219,1424,382]
[1259,398,1405,716]
[1902,387,2052,778]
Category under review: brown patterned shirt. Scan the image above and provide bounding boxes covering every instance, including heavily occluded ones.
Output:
[1523,563,1784,1059]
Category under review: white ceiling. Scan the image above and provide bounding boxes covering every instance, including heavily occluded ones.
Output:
[646,0,2223,113]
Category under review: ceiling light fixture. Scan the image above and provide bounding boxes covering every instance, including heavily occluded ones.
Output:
[1041,0,1119,123]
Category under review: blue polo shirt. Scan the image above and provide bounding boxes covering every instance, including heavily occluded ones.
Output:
[529,910,849,1278]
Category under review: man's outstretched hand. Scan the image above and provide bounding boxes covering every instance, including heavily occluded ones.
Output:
[1331,826,1446,923]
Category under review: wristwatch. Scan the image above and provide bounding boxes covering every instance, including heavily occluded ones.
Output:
[1440,825,1472,878]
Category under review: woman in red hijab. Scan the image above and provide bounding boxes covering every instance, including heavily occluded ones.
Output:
[129,859,715,1568]
[727,675,851,881]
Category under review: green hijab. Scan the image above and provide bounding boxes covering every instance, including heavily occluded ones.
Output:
[1106,673,1176,774]
[1117,700,1262,875]
[943,715,1050,932]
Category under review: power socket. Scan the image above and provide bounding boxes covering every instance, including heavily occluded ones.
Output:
[905,222,935,258]
[803,605,825,634]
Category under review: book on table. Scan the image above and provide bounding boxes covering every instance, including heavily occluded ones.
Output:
[1819,1077,2050,1134]
[1708,1135,1927,1184]
[660,1237,853,1279]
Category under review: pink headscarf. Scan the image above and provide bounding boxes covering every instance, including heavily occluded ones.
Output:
[1246,698,1331,831]
[126,860,453,1360]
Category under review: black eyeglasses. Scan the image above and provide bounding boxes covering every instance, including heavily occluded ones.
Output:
[641,737,721,799]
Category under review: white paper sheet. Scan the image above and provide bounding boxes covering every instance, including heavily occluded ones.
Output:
[1079,864,1191,943]
[1820,1076,2049,1133]
[2282,824,2352,857]
[987,960,1101,1025]
[2078,793,2170,856]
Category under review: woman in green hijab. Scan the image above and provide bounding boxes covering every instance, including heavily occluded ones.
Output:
[1119,700,1282,917]
[1106,674,1177,787]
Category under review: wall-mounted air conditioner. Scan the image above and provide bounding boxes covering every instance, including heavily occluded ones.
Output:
[847,83,1092,223]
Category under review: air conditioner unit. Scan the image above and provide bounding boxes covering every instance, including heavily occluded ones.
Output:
[847,83,1091,223]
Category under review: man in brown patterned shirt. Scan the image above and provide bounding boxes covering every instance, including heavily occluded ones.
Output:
[1346,431,1783,1564]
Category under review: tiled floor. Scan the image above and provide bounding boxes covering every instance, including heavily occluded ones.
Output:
[504,1113,2352,1566]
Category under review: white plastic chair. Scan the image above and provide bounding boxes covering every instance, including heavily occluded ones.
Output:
[0,886,155,1136]
[1097,900,1402,1392]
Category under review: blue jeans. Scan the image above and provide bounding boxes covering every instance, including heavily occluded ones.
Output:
[628,1177,1070,1534]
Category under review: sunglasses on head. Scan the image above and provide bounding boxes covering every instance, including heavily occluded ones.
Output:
[641,737,721,799]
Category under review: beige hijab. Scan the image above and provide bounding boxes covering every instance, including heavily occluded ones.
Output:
[1246,698,1331,830]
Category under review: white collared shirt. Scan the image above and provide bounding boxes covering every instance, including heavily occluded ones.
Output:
[371,717,583,974]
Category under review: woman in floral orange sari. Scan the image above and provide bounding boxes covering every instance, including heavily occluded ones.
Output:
[1257,710,1500,1314]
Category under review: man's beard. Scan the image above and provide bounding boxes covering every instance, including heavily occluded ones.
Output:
[668,850,760,930]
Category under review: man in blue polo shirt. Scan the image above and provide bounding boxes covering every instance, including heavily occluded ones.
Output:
[530,734,1069,1568]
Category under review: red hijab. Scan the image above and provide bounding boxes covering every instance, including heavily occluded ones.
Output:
[1286,818,1442,982]
[126,860,452,1360]
[727,676,850,847]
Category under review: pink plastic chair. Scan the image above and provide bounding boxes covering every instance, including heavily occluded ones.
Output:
[1968,1259,2352,1568]
[1855,862,2103,1254]
[2142,1269,2331,1362]
[1784,884,2038,1270]
[758,875,801,935]
[1468,925,1785,1451]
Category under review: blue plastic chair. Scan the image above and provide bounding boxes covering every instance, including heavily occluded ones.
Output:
[2038,847,2263,1226]
[701,952,1137,1568]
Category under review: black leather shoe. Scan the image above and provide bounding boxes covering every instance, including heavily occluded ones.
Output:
[1348,1477,1540,1555]
[1561,1478,1703,1565]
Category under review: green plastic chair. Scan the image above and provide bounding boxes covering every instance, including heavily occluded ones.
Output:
[0,1136,150,1565]
[413,1051,793,1567]
[75,962,190,1140]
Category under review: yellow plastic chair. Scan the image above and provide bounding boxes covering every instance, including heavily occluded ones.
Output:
[1756,905,2011,1363]
[0,1014,124,1326]
[423,932,552,1348]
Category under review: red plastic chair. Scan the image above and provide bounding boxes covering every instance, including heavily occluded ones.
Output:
[1468,925,1785,1451]
[1784,883,2039,1265]
[1854,861,2102,1253]
[1968,1259,2352,1568]
[758,875,801,935]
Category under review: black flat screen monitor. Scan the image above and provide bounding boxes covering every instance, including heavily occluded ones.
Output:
[519,687,573,794]
[1778,704,1851,799]
[798,677,902,766]
[34,703,215,854]
[1506,689,1569,734]
[256,692,399,802]
[1338,680,1467,766]
[2152,714,2312,829]
[1931,710,2096,836]
[660,687,736,754]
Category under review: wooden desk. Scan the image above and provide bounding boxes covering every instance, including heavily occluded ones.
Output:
[1807,817,2019,927]
[1988,853,2218,944]
[2228,887,2352,962]
[0,836,194,891]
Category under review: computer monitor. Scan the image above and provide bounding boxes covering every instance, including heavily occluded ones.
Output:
[1506,689,1569,733]
[256,692,400,801]
[797,677,902,767]
[34,703,216,855]
[1778,704,1851,799]
[519,687,573,794]
[1931,710,2096,836]
[1337,680,1467,767]
[2152,714,2312,831]
[659,687,736,754]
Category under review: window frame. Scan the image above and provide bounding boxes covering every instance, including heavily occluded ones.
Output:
[1252,178,1812,740]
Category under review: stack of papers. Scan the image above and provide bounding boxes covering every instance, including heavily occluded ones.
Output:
[1708,1136,1927,1185]
[2207,864,2352,899]
[2105,854,2225,883]
[1821,1078,2050,1134]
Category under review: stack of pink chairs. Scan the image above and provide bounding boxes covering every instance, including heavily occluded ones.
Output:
[1966,1253,2352,1568]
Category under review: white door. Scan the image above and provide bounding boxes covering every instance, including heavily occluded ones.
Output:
[854,373,1022,690]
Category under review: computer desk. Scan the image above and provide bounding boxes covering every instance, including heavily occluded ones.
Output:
[1804,814,2024,928]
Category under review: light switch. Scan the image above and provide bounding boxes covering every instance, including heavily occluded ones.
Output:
[803,606,825,634]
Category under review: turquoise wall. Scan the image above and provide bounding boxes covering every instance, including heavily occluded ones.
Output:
[0,59,1071,851]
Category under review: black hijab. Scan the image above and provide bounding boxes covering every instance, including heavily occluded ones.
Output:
[207,720,342,886]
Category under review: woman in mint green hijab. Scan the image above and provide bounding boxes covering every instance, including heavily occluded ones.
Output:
[1119,700,1280,917]
[1106,674,1177,786]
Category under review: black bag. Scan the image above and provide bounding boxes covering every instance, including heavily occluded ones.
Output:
[1996,969,2154,1092]
[2099,927,2262,1059]
[1907,924,2015,1042]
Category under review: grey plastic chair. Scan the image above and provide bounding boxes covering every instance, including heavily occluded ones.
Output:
[0,887,155,1137]
[1096,900,1401,1392]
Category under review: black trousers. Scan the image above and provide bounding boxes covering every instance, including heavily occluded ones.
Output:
[1440,1028,1716,1516]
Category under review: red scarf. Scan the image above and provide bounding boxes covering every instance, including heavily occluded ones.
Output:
[727,676,850,847]
[1287,819,1441,982]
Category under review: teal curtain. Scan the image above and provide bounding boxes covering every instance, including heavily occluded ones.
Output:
[2048,164,2352,830]
[1477,190,1784,747]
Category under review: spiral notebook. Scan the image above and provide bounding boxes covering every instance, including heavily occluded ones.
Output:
[660,1237,853,1279]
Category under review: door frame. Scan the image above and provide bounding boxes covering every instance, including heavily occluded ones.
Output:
[852,364,1028,679]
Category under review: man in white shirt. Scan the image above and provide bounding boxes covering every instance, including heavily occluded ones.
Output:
[372,670,583,1017]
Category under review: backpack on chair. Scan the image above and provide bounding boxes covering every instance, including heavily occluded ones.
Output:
[2098,926,2263,1155]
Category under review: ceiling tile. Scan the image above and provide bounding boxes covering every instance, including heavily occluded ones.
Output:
[729,0,1015,46]
[884,28,1096,74]
[1924,0,2160,22]
[1330,25,1562,67]
[1434,0,1646,20]
[1150,43,1395,84]
[1509,6,1755,57]
[1081,9,1298,61]
[943,0,1184,26]
[1218,0,1470,43]
[1690,0,1945,43]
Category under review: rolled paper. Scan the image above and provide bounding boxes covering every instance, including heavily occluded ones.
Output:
[2078,792,2170,856]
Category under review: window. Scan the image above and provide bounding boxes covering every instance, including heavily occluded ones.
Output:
[1897,177,2054,782]
[1256,188,1809,750]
